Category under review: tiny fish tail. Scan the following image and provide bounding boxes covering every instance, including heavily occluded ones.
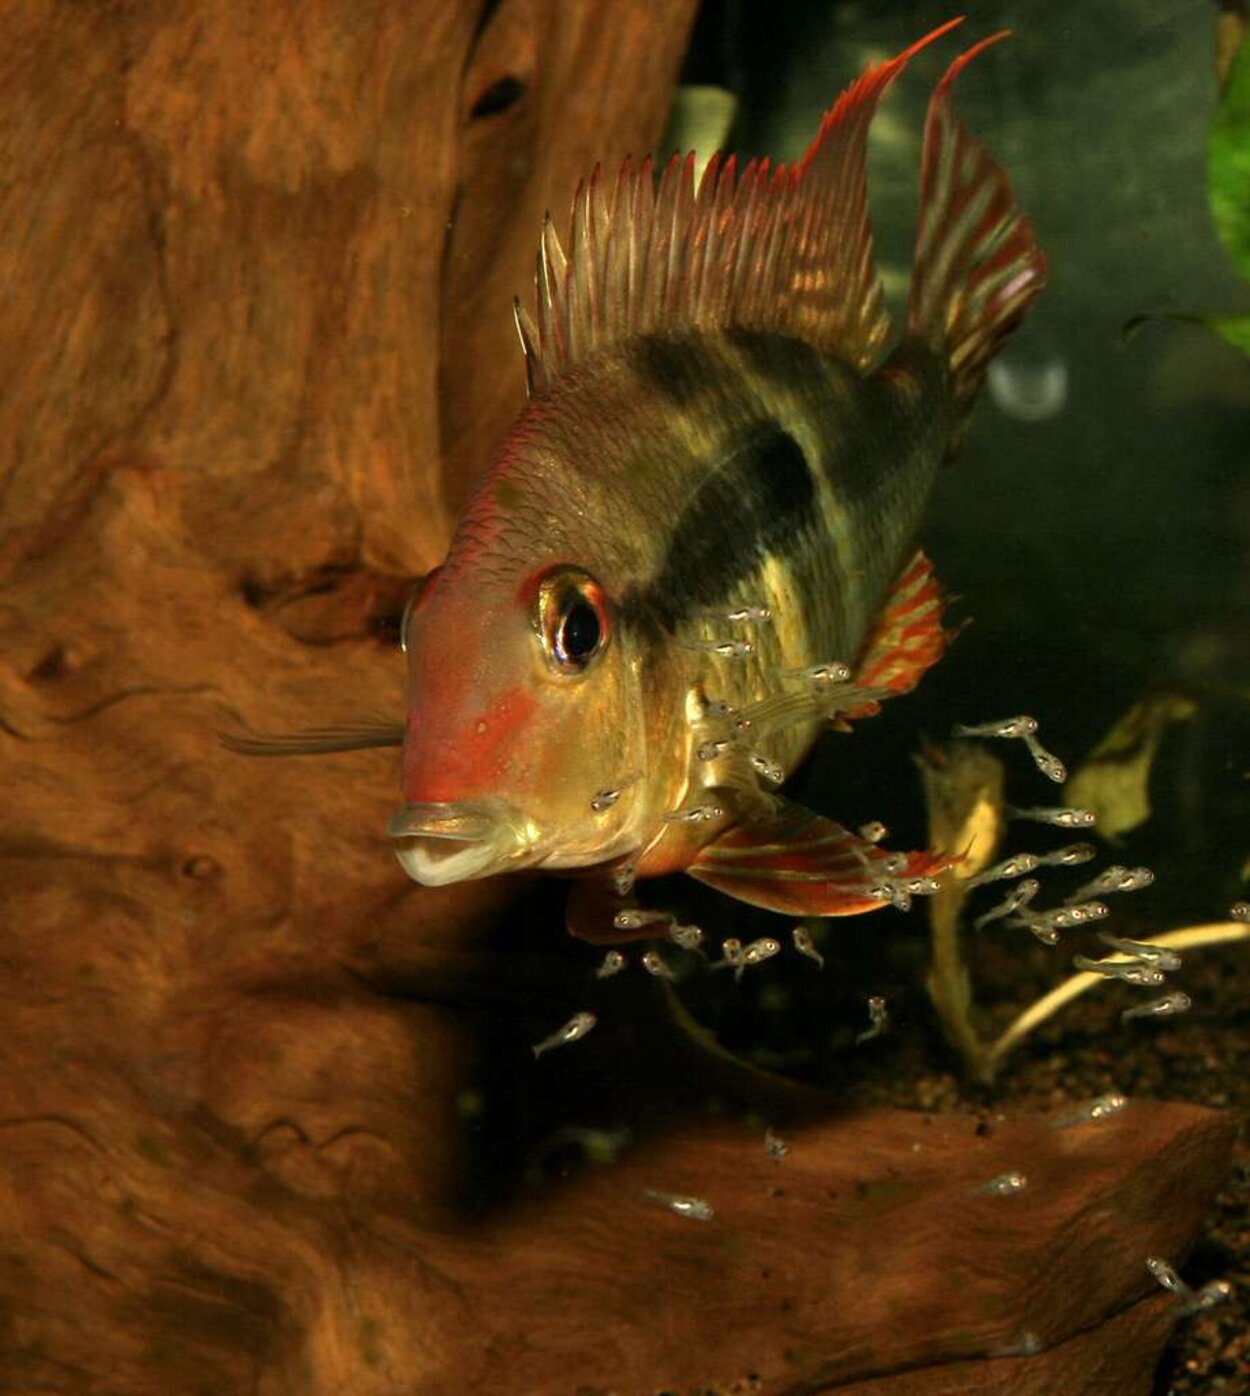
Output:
[908,30,1048,442]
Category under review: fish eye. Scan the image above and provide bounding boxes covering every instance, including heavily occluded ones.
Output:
[533,566,610,675]
[556,597,600,663]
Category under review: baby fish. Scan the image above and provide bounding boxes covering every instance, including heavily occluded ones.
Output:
[695,738,731,761]
[899,874,943,896]
[681,638,756,659]
[1072,954,1166,987]
[854,995,889,1044]
[1034,842,1097,867]
[1146,1256,1191,1299]
[1021,731,1066,783]
[1067,865,1154,903]
[377,22,1046,931]
[858,821,888,843]
[590,776,637,812]
[954,714,1039,739]
[966,852,1040,887]
[668,922,705,952]
[954,714,1066,781]
[613,907,672,931]
[1052,1092,1128,1128]
[749,753,786,785]
[973,877,1039,931]
[1181,1279,1234,1316]
[1230,902,1250,922]
[715,937,745,971]
[611,863,637,896]
[663,803,725,824]
[783,660,854,684]
[594,950,627,979]
[869,880,912,912]
[715,605,772,624]
[732,937,781,980]
[1096,930,1181,971]
[1121,991,1191,1024]
[1006,805,1096,828]
[743,937,781,966]
[641,950,677,980]
[792,925,825,969]
[976,1170,1028,1196]
[644,1189,714,1222]
[764,1127,790,1160]
[531,1011,597,1059]
[1011,898,1109,943]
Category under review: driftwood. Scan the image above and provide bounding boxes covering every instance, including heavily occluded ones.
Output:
[0,2,1235,1393]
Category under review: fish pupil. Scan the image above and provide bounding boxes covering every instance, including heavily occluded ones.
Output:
[558,599,600,662]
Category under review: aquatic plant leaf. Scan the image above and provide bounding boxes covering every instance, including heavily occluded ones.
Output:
[1064,691,1198,842]
[661,85,738,184]
[1210,312,1250,354]
[918,742,1005,1083]
[1209,31,1250,289]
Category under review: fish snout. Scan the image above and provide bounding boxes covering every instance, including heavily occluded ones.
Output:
[387,798,537,886]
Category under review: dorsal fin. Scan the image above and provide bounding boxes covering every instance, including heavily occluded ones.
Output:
[515,18,966,394]
[907,32,1047,434]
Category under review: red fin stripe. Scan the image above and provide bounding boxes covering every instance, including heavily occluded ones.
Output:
[518,20,969,392]
[908,32,1047,433]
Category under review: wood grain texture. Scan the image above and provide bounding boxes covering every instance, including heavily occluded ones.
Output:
[0,0,695,1390]
[0,2,1235,1394]
[441,1100,1233,1395]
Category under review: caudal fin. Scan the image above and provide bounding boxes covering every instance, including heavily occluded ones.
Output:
[908,34,1047,437]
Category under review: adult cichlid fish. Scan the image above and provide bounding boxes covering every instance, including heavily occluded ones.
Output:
[232,20,1047,943]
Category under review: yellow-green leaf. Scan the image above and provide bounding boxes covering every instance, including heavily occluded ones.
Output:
[1065,691,1198,842]
[1210,32,1250,286]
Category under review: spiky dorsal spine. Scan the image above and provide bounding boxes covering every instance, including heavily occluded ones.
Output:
[514,20,967,394]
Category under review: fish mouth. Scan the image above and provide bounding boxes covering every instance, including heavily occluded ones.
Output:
[387,799,538,887]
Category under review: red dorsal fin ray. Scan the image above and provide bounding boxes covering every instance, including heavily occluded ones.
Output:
[687,798,951,918]
[516,18,967,393]
[907,32,1048,441]
[833,549,950,729]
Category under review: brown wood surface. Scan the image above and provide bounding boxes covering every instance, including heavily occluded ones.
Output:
[0,2,1236,1394]
[443,1100,1233,1395]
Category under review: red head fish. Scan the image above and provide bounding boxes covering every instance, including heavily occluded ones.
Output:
[239,20,1047,941]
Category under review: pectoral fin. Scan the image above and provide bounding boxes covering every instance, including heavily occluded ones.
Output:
[834,550,950,729]
[687,797,949,917]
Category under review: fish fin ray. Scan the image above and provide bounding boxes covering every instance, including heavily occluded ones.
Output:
[907,32,1048,438]
[525,20,967,390]
[835,550,949,727]
[688,798,950,917]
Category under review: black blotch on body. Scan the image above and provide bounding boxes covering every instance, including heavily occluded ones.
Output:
[631,336,707,407]
[634,422,817,629]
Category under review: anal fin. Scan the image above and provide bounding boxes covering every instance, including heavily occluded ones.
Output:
[687,797,950,918]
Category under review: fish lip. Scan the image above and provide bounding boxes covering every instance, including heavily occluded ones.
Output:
[388,798,538,887]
